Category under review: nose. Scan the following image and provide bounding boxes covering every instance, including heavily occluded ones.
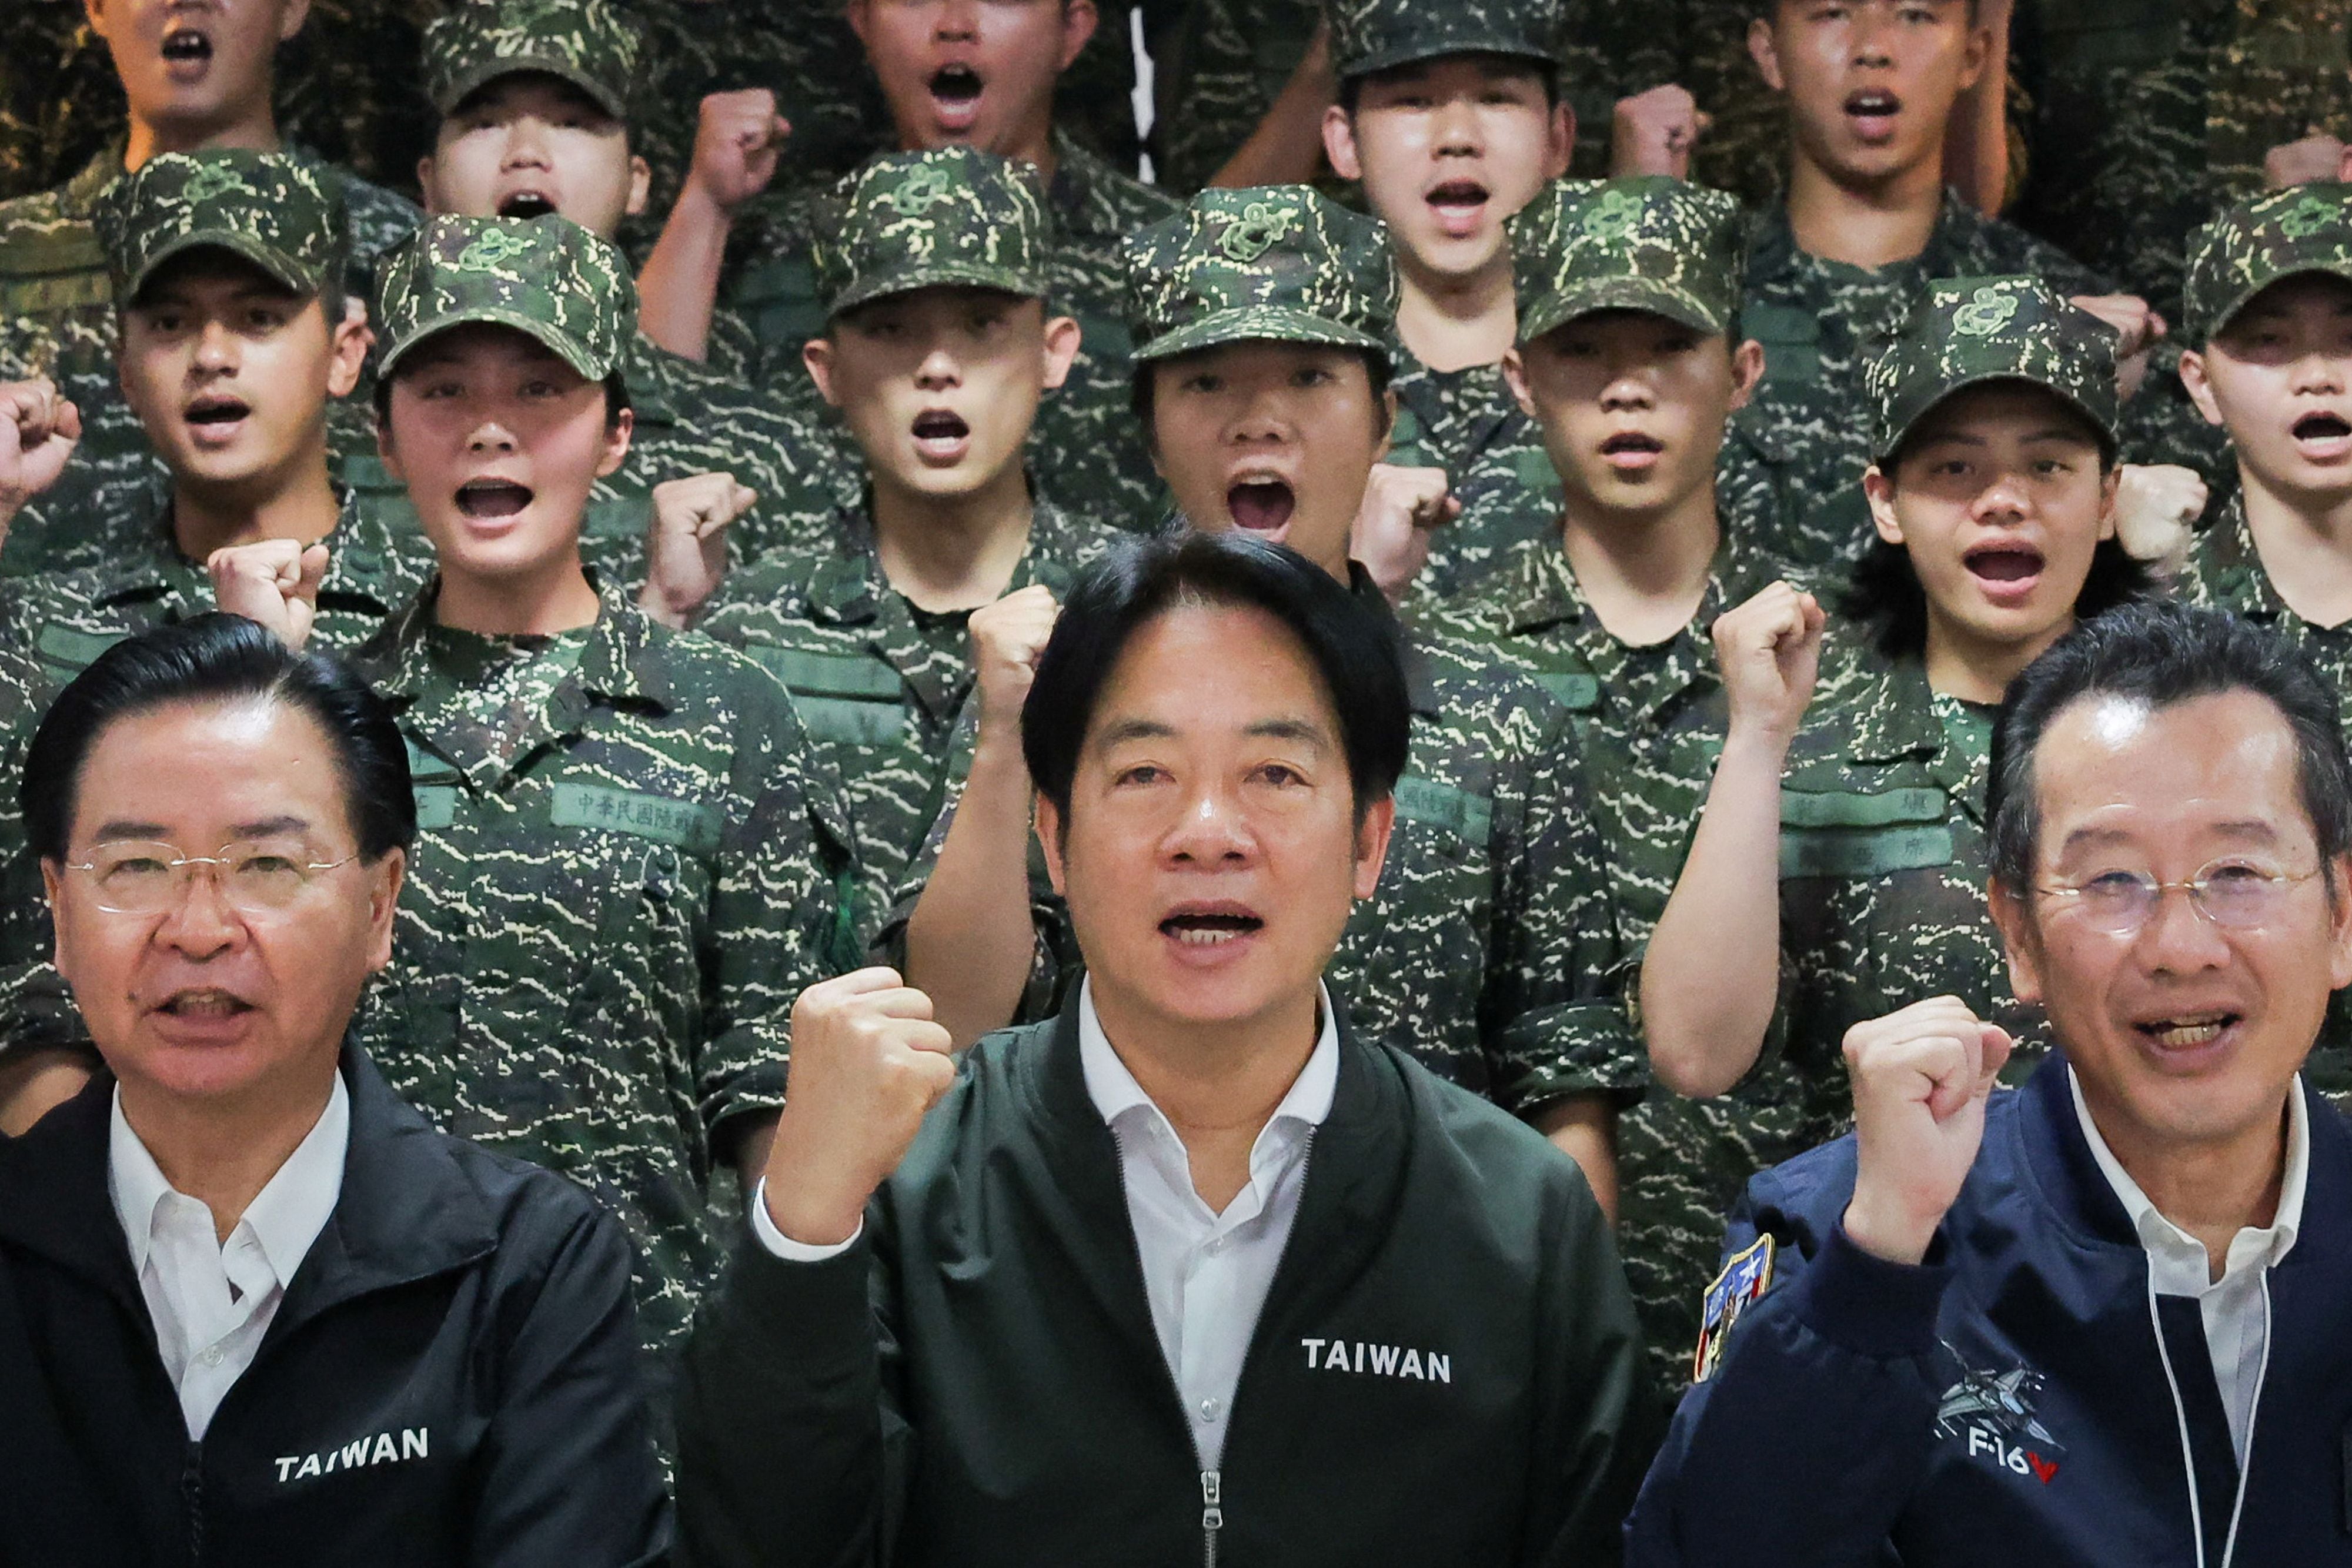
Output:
[1851,8,1895,65]
[914,343,962,390]
[466,416,518,454]
[2133,881,2233,977]
[1969,469,2033,524]
[1164,780,1255,867]
[1599,357,1656,412]
[152,866,246,961]
[1432,95,1482,156]
[1226,384,1294,448]
[2290,350,2347,399]
[503,118,553,168]
[935,0,978,39]
[192,316,238,373]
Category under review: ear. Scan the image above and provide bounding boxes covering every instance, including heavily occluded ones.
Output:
[2094,463,2121,542]
[39,861,64,975]
[1727,337,1766,410]
[1748,15,1785,92]
[1987,878,2047,1005]
[626,155,652,220]
[803,335,840,406]
[1373,385,1398,463]
[1035,791,1069,898]
[2327,855,2352,992]
[374,399,404,477]
[1040,313,1082,390]
[1350,794,1396,900]
[1863,463,1905,546]
[325,297,371,399]
[2177,347,2226,427]
[83,0,109,39]
[1501,345,1537,418]
[1958,17,1992,92]
[596,405,634,478]
[415,155,443,216]
[1058,0,1100,72]
[1322,103,1364,182]
[846,0,870,49]
[278,0,312,43]
[1544,99,1575,181]
[363,847,405,974]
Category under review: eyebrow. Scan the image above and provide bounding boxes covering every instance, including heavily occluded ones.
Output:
[2056,819,2283,855]
[85,814,312,844]
[1089,715,1333,749]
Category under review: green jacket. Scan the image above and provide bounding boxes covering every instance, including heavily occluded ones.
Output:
[348,578,861,1382]
[674,995,1657,1567]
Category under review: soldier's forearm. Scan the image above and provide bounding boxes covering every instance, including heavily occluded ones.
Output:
[638,183,734,363]
[1535,1095,1619,1225]
[1208,30,1334,189]
[901,734,1043,1049]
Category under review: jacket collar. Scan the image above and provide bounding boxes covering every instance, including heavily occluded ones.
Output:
[803,480,1087,627]
[1747,186,1977,282]
[2191,492,2286,623]
[366,573,666,711]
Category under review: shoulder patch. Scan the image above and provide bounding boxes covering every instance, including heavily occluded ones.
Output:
[1691,1233,1776,1385]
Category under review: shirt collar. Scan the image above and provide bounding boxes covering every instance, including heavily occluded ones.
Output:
[108,1073,352,1286]
[2067,1064,2306,1288]
[1076,975,1340,1135]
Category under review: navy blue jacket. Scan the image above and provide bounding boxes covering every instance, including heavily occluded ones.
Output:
[1628,1051,2352,1566]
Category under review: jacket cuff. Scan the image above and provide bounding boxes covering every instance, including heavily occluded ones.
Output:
[1789,1221,1953,1362]
[749,1176,864,1262]
[717,1225,875,1377]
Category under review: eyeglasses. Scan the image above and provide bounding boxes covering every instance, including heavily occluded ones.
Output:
[62,840,360,916]
[2034,858,2323,935]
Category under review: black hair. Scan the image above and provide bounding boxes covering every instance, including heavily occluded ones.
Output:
[1986,601,2352,897]
[22,613,416,865]
[1022,529,1411,828]
[441,68,639,152]
[1131,343,1394,443]
[1336,52,1562,116]
[372,352,632,429]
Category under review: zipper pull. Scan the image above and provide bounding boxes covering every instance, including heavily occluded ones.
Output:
[1201,1467,1222,1530]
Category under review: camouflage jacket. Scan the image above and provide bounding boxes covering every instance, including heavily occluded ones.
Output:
[2010,0,2352,322]
[696,488,1117,908]
[0,143,420,577]
[713,130,1179,527]
[1387,340,1561,599]
[347,578,861,1377]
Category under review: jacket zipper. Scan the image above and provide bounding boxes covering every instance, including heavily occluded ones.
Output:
[1201,1469,1222,1567]
[181,1439,204,1567]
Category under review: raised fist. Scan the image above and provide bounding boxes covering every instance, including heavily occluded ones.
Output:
[2111,463,2206,577]
[640,471,756,627]
[1611,84,1711,180]
[208,539,329,651]
[968,583,1060,744]
[1841,996,2013,1265]
[1350,462,1458,605]
[2067,293,2163,402]
[0,377,81,526]
[1712,580,1825,747]
[687,89,790,213]
[2264,132,2351,190]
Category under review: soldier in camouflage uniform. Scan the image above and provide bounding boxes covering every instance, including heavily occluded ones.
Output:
[687,149,1119,918]
[894,183,1640,1196]
[0,0,420,579]
[1627,277,2153,1395]
[0,152,435,694]
[347,212,861,1425]
[413,0,858,582]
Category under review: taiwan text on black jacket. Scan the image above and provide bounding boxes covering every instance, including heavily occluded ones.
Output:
[0,1044,671,1567]
[676,994,1658,1567]
[1627,1049,2352,1566]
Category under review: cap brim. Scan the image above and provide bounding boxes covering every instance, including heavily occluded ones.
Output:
[2201,258,2352,343]
[1338,37,1555,79]
[1879,371,2118,467]
[435,55,628,119]
[828,260,1046,317]
[1135,305,1389,364]
[379,305,613,383]
[1519,278,1726,343]
[127,230,317,305]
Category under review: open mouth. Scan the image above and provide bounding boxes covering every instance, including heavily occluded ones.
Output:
[1160,909,1265,947]
[1600,430,1665,468]
[2292,410,2352,445]
[929,63,984,129]
[1227,480,1296,534]
[2136,1012,2239,1050]
[1426,179,1491,237]
[158,988,254,1019]
[1964,540,2045,590]
[913,409,970,443]
[498,191,557,220]
[183,393,250,429]
[160,26,213,63]
[456,479,534,519]
[1844,89,1900,140]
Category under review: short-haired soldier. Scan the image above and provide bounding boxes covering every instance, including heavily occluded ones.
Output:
[677,529,1655,1566]
[0,615,667,1565]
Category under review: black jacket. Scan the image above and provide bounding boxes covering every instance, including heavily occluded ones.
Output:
[676,997,1657,1567]
[0,1045,671,1566]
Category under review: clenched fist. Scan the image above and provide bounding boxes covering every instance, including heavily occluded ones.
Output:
[0,377,81,526]
[2111,463,2206,577]
[1712,580,1825,747]
[2067,293,2164,402]
[687,89,790,213]
[2264,132,2351,190]
[640,471,756,627]
[1841,997,2013,1265]
[761,968,958,1247]
[1611,84,1711,180]
[1350,462,1459,605]
[208,539,330,651]
[969,583,1060,745]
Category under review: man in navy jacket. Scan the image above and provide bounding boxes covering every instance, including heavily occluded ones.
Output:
[1630,600,2352,1566]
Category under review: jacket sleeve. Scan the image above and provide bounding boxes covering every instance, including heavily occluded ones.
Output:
[1622,1179,1954,1568]
[674,1219,910,1568]
[1519,1166,1662,1568]
[473,1198,673,1568]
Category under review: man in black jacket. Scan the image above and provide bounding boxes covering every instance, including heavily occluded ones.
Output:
[0,614,668,1566]
[676,530,1655,1566]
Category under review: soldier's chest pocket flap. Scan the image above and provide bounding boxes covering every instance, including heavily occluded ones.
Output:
[751,646,910,745]
[1779,785,1953,878]
[1394,773,1492,850]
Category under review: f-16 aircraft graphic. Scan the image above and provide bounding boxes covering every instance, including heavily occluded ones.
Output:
[1935,1354,2062,1450]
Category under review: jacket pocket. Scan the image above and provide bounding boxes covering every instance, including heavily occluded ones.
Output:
[1779,786,1955,878]
[744,646,909,746]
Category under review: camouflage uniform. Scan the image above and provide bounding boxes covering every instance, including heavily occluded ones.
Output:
[2010,0,2352,322]
[713,130,1180,526]
[353,218,863,1411]
[0,145,419,577]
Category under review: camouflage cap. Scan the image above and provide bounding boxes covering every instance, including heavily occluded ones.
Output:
[424,0,643,119]
[1866,276,2119,466]
[374,214,633,381]
[95,150,346,306]
[1511,176,1746,342]
[812,148,1048,316]
[1124,186,1398,363]
[1329,0,1565,80]
[2183,183,2352,344]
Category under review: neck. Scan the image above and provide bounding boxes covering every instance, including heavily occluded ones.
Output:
[1396,258,1516,374]
[913,120,1057,182]
[117,1062,336,1245]
[871,467,1035,613]
[1783,146,1945,269]
[433,553,602,636]
[2091,1081,2290,1282]
[1089,982,1323,1212]
[170,444,340,560]
[1557,483,1722,646]
[2237,465,2352,629]
[1923,610,2067,705]
[124,109,282,173]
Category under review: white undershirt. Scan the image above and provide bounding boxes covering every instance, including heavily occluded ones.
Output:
[2069,1067,2307,1466]
[108,1076,348,1439]
[753,979,1338,1467]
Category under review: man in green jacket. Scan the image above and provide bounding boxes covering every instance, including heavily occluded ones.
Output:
[677,528,1656,1566]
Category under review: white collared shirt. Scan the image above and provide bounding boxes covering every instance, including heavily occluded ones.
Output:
[2069,1066,2307,1465]
[752,979,1339,1467]
[108,1076,349,1439]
